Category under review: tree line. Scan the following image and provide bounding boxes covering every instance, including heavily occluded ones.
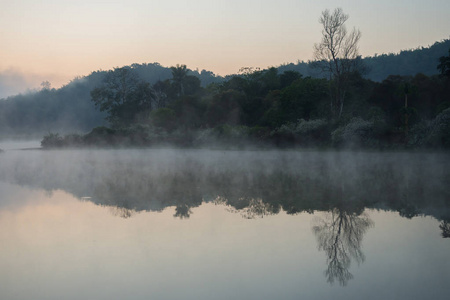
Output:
[1,44,449,139]
[42,8,450,150]
[42,60,450,149]
[0,8,448,147]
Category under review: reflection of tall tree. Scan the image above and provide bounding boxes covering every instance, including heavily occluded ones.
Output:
[312,208,374,286]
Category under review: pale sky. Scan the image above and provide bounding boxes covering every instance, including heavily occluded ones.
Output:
[1,0,449,97]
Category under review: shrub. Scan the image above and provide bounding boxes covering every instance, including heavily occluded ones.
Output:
[149,108,176,131]
[83,126,117,146]
[194,125,251,147]
[410,108,450,148]
[63,134,84,147]
[272,119,329,146]
[331,118,379,148]
[41,133,64,148]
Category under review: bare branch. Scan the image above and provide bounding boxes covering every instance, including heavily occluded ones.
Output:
[312,8,363,119]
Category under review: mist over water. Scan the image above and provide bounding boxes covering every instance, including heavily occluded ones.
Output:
[1,147,448,217]
[0,144,449,299]
[0,139,41,150]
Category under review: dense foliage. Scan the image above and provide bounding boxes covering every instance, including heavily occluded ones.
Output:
[40,55,450,149]
[0,63,223,136]
[0,39,449,147]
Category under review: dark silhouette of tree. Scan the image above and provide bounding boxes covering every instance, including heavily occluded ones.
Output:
[152,80,169,109]
[313,8,363,119]
[205,90,243,126]
[170,64,188,97]
[91,67,155,127]
[437,49,450,77]
[280,70,302,89]
[149,107,176,130]
[312,208,373,285]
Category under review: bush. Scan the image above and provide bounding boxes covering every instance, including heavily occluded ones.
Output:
[194,125,252,147]
[213,124,250,139]
[63,134,84,147]
[410,108,450,148]
[149,108,176,131]
[83,126,117,146]
[331,118,379,148]
[41,133,64,148]
[272,119,329,146]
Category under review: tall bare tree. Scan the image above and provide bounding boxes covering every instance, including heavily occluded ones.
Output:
[313,8,362,119]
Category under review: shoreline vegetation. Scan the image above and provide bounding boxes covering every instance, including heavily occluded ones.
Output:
[40,105,450,150]
[39,61,450,149]
[35,10,450,150]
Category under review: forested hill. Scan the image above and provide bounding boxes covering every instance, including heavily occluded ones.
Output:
[0,63,224,136]
[278,39,450,81]
[0,39,449,138]
[363,39,450,81]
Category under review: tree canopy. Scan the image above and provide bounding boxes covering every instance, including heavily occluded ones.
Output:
[90,67,155,127]
[438,49,450,77]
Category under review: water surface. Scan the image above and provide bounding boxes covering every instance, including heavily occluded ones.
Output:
[0,145,449,299]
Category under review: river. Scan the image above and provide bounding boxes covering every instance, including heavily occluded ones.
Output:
[0,142,449,299]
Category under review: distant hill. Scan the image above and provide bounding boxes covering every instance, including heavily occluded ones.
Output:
[277,39,450,81]
[363,39,450,81]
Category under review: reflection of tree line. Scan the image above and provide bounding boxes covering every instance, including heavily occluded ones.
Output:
[87,161,448,286]
[85,161,449,222]
[3,153,449,285]
[3,152,449,226]
[94,167,375,285]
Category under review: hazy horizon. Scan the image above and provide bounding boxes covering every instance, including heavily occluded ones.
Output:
[1,0,450,98]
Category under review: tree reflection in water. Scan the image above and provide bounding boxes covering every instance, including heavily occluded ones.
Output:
[439,221,450,238]
[108,206,135,218]
[219,197,277,219]
[312,208,374,286]
[174,204,192,219]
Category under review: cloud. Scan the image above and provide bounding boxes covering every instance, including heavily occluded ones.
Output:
[0,68,71,99]
[0,68,41,99]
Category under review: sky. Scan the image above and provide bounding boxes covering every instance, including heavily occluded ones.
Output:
[1,0,449,98]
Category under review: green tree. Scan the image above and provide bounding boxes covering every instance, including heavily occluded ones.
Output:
[172,96,206,130]
[152,80,170,108]
[169,64,202,98]
[91,67,154,127]
[170,64,188,97]
[437,49,450,77]
[182,75,202,96]
[264,77,329,127]
[149,107,176,130]
[280,71,302,89]
[205,90,244,126]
